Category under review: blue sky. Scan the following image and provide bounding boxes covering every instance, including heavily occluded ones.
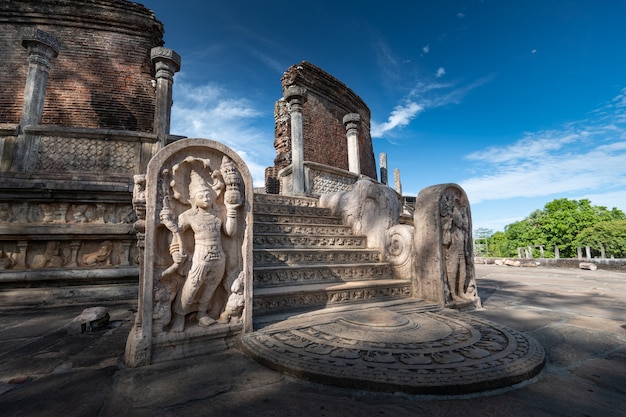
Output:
[141,0,626,232]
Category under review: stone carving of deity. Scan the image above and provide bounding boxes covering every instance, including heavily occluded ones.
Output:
[160,157,242,332]
[441,194,475,303]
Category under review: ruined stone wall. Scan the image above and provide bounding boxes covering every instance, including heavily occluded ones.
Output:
[268,61,376,192]
[0,0,163,131]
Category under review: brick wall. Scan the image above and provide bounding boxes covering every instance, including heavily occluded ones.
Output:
[268,61,377,192]
[0,0,163,132]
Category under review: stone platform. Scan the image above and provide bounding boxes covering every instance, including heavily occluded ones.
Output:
[2,265,626,416]
[241,299,545,395]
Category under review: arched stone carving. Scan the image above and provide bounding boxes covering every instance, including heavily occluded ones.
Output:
[125,138,253,367]
[413,184,481,310]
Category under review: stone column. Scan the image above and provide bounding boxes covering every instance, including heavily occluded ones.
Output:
[393,168,402,195]
[284,86,306,195]
[11,29,60,172]
[20,28,60,129]
[585,246,592,260]
[379,152,388,185]
[343,113,361,174]
[554,245,560,259]
[151,47,181,148]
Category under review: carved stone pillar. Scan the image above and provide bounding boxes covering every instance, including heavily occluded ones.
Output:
[20,28,60,128]
[343,113,360,175]
[11,29,60,172]
[284,86,306,195]
[394,168,402,195]
[379,152,388,185]
[151,47,181,148]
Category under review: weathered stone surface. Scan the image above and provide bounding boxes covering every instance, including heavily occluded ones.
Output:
[505,259,522,267]
[579,262,598,270]
[67,306,110,335]
[242,299,545,395]
[2,265,626,416]
[125,138,254,367]
[320,177,401,254]
[413,184,480,309]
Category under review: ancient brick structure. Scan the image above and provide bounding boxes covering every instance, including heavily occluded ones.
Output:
[0,0,163,131]
[266,61,377,194]
[0,0,178,307]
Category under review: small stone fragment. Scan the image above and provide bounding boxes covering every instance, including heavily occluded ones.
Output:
[579,262,598,271]
[68,306,110,335]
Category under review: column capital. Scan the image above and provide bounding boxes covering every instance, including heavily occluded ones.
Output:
[151,47,181,77]
[284,85,307,105]
[22,28,61,56]
[22,28,60,70]
[343,113,360,131]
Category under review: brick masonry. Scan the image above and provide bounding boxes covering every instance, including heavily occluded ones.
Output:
[0,0,163,132]
[268,61,377,192]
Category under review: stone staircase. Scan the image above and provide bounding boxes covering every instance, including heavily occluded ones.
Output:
[252,193,412,326]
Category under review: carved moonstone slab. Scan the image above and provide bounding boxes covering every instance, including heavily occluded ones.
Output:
[241,300,545,395]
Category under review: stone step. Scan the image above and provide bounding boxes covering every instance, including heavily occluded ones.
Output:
[254,202,332,217]
[253,193,320,207]
[253,213,343,225]
[253,234,366,249]
[252,279,412,316]
[254,263,395,288]
[253,222,353,236]
[253,249,382,266]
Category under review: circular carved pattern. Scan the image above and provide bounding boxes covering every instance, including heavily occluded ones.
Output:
[242,304,545,395]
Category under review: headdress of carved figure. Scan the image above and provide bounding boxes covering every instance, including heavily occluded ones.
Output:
[188,170,212,207]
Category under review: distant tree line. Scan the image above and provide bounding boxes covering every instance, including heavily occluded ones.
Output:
[475,198,626,259]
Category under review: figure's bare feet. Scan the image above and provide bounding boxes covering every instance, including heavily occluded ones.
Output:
[170,314,185,332]
[198,316,216,327]
[197,312,216,327]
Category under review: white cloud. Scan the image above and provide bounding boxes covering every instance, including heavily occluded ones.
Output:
[371,102,424,138]
[457,12,466,18]
[372,76,492,139]
[422,45,430,54]
[170,78,273,187]
[460,90,626,207]
[436,67,446,78]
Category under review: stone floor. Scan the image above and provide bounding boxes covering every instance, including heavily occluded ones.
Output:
[1,264,625,416]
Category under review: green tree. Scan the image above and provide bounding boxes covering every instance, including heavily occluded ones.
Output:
[503,218,545,257]
[488,231,509,257]
[487,198,625,259]
[575,220,626,258]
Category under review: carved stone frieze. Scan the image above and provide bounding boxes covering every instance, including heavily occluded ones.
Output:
[253,249,381,266]
[36,135,139,174]
[310,168,357,194]
[252,235,366,249]
[254,194,318,207]
[253,223,352,236]
[0,201,135,224]
[253,283,412,315]
[0,239,136,270]
[253,213,342,225]
[254,263,394,287]
[253,203,331,217]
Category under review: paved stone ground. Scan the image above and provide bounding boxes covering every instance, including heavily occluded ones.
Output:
[1,264,625,416]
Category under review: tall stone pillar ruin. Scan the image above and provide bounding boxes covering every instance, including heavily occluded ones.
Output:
[151,47,181,148]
